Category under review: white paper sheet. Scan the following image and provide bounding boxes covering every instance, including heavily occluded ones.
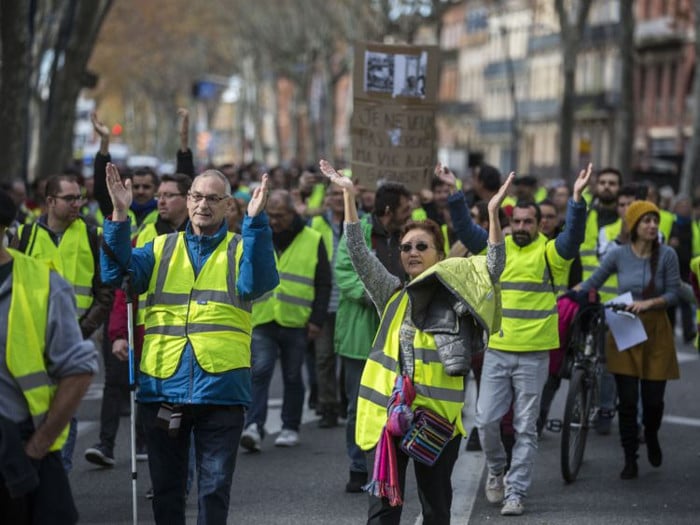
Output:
[604,292,648,351]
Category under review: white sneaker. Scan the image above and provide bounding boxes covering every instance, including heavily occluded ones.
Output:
[240,424,262,452]
[501,496,524,516]
[485,471,505,503]
[274,429,299,447]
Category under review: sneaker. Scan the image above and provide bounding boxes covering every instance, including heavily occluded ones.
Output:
[485,471,504,504]
[84,443,115,467]
[145,487,154,500]
[240,424,262,452]
[135,444,148,462]
[501,496,524,516]
[274,429,299,447]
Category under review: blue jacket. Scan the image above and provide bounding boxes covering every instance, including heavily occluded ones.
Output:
[101,214,279,406]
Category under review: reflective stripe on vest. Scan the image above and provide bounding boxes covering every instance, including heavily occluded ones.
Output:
[18,220,95,317]
[580,210,599,280]
[5,250,69,451]
[141,232,251,379]
[489,236,570,351]
[251,227,321,328]
[598,219,622,302]
[355,290,465,451]
[310,215,334,261]
[135,223,160,325]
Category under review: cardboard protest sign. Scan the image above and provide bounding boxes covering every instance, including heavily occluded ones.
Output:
[352,42,439,193]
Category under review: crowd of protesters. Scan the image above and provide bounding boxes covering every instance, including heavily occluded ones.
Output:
[2,107,699,524]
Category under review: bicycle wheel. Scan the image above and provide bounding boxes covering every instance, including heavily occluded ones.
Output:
[561,368,590,483]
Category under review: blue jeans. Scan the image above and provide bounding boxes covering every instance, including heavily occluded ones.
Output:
[476,349,548,500]
[342,356,367,473]
[60,417,78,473]
[246,323,307,433]
[142,403,244,525]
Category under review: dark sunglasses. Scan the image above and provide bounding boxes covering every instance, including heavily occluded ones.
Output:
[399,242,432,253]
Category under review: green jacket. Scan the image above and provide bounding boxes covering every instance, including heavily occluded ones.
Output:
[334,216,383,360]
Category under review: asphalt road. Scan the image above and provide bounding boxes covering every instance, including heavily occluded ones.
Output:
[68,333,700,524]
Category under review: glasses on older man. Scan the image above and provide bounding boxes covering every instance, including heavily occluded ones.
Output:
[187,192,229,204]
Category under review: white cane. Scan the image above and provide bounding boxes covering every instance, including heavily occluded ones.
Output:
[124,278,138,524]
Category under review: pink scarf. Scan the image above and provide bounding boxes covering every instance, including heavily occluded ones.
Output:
[364,374,416,506]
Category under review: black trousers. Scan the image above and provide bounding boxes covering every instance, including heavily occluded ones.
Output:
[0,451,78,525]
[614,374,666,459]
[366,436,461,525]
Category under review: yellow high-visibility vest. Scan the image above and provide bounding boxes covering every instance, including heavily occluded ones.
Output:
[141,232,251,379]
[5,249,69,451]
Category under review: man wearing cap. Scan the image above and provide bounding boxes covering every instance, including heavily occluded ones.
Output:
[0,189,97,524]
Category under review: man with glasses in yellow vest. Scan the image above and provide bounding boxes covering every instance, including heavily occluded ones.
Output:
[239,189,331,451]
[101,164,278,525]
[12,173,113,473]
[0,189,97,524]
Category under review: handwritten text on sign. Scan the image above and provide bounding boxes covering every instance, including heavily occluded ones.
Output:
[351,102,436,192]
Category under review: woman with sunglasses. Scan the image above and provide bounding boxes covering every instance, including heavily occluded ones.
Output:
[320,160,512,525]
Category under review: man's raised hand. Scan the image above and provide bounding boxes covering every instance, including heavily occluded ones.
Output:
[573,163,593,202]
[178,108,189,152]
[91,112,110,138]
[434,161,457,190]
[105,163,132,219]
[248,174,270,217]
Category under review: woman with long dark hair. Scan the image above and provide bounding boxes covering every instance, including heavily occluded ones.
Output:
[579,200,680,479]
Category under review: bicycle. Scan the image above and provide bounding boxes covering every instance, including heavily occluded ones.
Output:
[559,299,634,483]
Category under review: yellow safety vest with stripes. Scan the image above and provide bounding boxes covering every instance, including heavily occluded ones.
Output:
[580,209,600,282]
[5,249,69,451]
[252,227,322,328]
[490,235,571,351]
[141,232,251,379]
[134,223,160,325]
[310,216,334,261]
[356,290,466,451]
[658,209,673,242]
[17,219,96,318]
[597,219,621,302]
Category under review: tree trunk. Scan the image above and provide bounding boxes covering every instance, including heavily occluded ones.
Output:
[613,0,635,177]
[555,0,593,186]
[560,48,576,182]
[36,0,112,181]
[680,0,700,196]
[0,0,32,184]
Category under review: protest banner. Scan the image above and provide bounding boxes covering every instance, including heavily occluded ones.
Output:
[351,42,439,192]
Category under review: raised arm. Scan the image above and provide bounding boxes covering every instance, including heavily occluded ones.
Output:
[487,171,514,245]
[320,159,400,312]
[105,162,132,222]
[319,159,357,223]
[554,163,592,260]
[176,108,195,178]
[91,112,113,216]
[439,162,488,253]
